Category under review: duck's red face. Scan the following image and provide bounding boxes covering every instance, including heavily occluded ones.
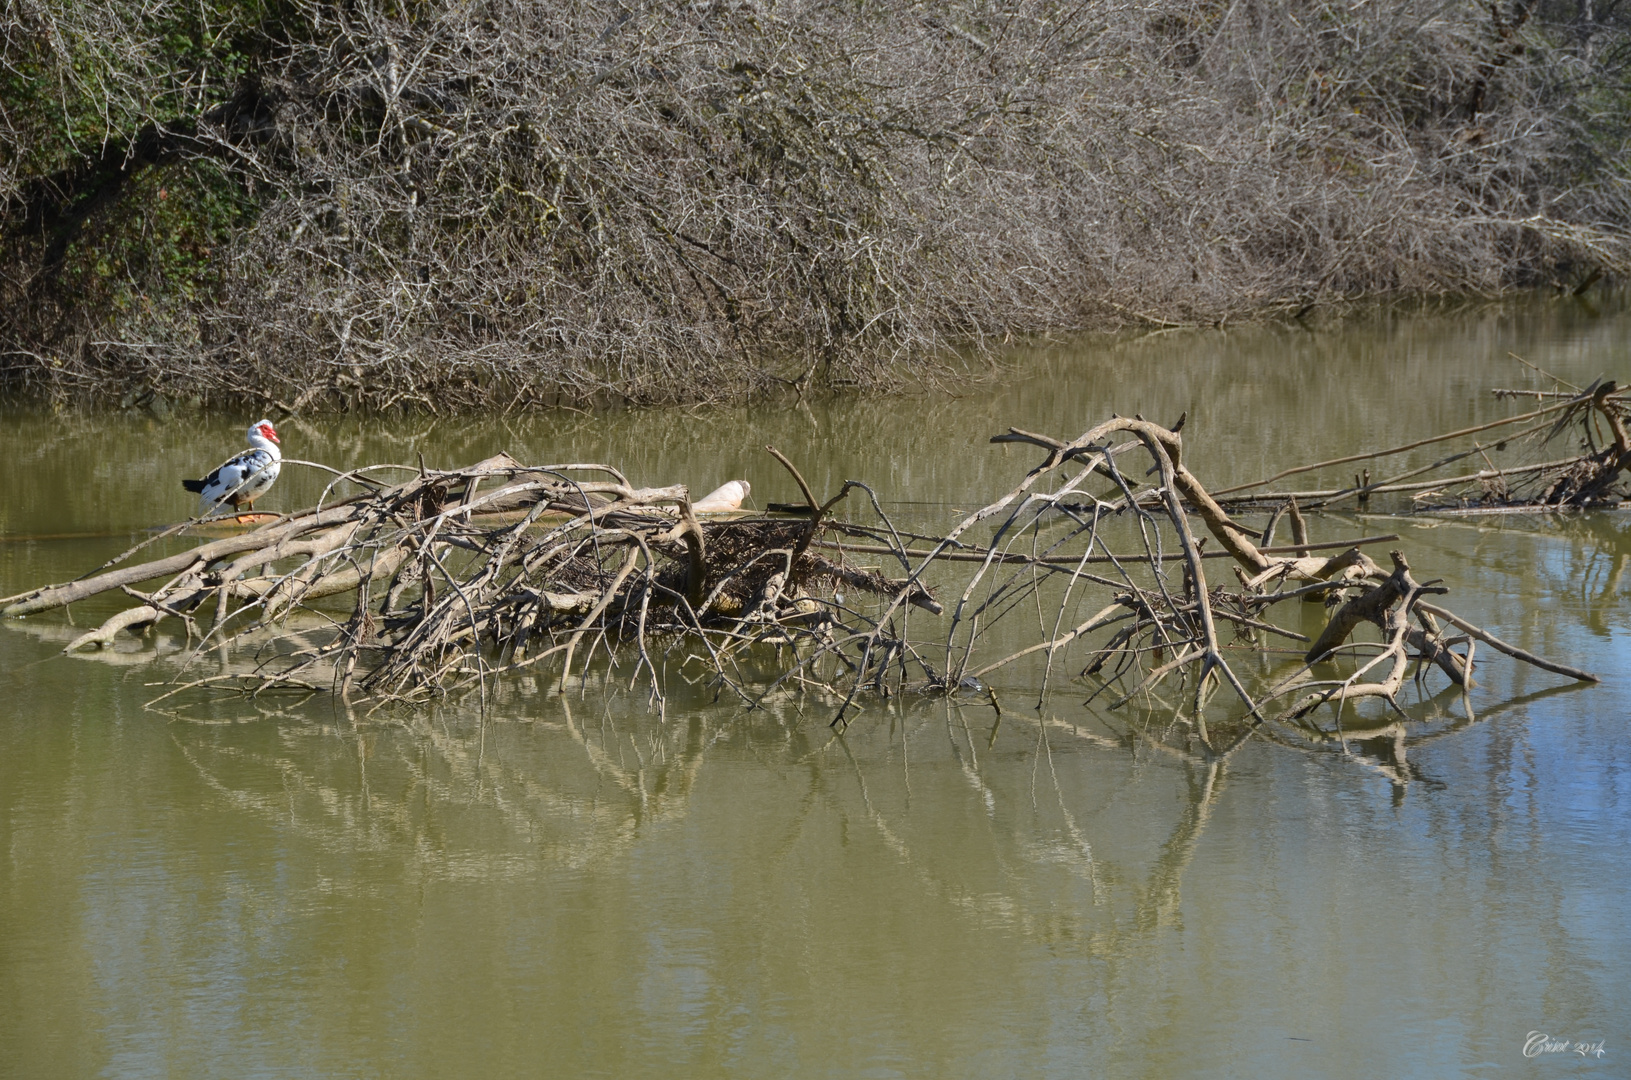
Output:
[258,422,280,444]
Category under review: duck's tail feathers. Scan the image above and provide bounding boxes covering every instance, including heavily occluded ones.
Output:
[182,478,207,493]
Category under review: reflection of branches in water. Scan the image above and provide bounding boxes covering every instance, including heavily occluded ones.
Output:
[1239,679,1590,803]
[1359,510,1631,604]
[1039,672,1595,926]
[818,705,1236,942]
[140,656,1600,972]
[1032,714,1105,903]
[1135,762,1222,934]
[830,711,1107,939]
[162,693,722,878]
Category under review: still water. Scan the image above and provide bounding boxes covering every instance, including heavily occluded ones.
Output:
[2,297,1628,1078]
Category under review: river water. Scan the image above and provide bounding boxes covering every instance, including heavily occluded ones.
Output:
[2,296,1627,1078]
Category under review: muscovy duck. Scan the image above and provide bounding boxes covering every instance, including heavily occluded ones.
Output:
[183,419,283,516]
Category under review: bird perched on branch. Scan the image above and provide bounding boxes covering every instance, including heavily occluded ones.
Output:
[183,419,283,517]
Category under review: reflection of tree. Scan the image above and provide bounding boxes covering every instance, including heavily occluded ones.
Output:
[1247,680,1586,801]
[155,691,1142,948]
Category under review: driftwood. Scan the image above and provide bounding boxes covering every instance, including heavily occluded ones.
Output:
[1,451,944,714]
[2,415,1601,756]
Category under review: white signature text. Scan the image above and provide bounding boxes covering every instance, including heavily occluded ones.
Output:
[1524,1032,1606,1059]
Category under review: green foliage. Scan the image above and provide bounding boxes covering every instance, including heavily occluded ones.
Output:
[1,1,273,181]
[56,160,258,314]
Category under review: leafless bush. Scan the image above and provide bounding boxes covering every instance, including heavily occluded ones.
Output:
[3,0,1630,407]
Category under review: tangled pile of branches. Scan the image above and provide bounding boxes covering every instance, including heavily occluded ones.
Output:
[0,452,943,714]
[4,0,1631,408]
[4,408,1601,754]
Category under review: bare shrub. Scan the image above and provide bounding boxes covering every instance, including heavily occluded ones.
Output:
[3,0,1630,407]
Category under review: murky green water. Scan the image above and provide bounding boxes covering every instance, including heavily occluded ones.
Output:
[3,296,1628,1078]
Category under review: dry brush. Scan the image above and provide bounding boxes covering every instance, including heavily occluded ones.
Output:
[5,0,1631,408]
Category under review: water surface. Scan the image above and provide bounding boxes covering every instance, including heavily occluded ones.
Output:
[3,295,1628,1078]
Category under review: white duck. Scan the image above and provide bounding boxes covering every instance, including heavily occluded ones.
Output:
[693,479,750,513]
[183,419,283,516]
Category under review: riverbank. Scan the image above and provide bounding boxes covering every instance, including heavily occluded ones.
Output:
[5,0,1631,410]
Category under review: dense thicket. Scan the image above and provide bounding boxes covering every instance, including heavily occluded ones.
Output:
[3,0,1630,409]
